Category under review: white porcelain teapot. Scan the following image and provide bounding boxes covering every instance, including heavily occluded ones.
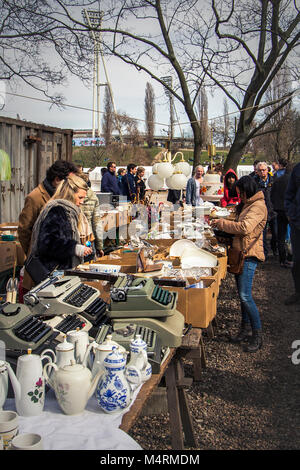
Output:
[96,346,141,414]
[127,335,152,382]
[41,336,75,373]
[0,361,8,410]
[6,349,52,416]
[43,359,103,415]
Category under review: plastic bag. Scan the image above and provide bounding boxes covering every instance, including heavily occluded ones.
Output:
[0,149,11,181]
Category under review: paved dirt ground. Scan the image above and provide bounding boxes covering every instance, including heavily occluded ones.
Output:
[128,254,300,450]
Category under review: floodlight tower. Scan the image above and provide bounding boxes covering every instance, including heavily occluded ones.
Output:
[161,76,175,144]
[82,9,123,142]
[82,9,103,139]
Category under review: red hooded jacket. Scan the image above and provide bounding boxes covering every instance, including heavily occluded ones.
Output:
[220,169,241,207]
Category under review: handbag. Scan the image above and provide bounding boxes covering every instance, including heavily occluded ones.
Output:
[24,253,53,285]
[227,247,246,275]
[227,235,260,275]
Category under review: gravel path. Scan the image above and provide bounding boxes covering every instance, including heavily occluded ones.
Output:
[128,255,300,450]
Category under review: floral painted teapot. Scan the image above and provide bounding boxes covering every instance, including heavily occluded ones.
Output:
[96,346,141,414]
[43,359,103,415]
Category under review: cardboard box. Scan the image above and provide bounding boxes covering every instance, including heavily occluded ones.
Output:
[161,278,217,329]
[0,241,17,273]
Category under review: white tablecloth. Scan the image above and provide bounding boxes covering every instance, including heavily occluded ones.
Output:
[4,386,142,450]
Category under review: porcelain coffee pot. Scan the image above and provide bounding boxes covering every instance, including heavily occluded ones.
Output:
[67,328,92,366]
[90,335,126,380]
[43,359,103,415]
[41,336,75,372]
[127,335,152,382]
[6,349,52,416]
[96,346,141,414]
[0,361,8,410]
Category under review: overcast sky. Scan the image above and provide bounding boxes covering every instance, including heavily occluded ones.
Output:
[1,50,229,138]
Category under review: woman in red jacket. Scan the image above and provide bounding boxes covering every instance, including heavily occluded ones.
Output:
[220,169,241,207]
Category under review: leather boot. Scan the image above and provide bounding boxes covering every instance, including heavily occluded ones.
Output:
[231,322,252,343]
[243,329,263,353]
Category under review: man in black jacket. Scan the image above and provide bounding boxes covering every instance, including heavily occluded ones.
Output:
[271,165,291,266]
[254,161,277,258]
[121,164,137,202]
[284,162,300,307]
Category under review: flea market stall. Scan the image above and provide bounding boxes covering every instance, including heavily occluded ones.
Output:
[0,193,231,451]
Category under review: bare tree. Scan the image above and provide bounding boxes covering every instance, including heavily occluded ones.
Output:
[0,1,98,103]
[199,0,300,171]
[144,82,156,148]
[102,85,114,146]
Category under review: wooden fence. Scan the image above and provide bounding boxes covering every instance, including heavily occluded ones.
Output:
[0,116,73,223]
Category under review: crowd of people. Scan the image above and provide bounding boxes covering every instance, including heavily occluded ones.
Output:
[16,156,300,355]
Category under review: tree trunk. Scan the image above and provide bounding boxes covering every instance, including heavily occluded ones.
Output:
[223,132,249,172]
[190,121,202,172]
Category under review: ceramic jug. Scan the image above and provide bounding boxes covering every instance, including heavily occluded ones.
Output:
[67,329,91,365]
[41,336,76,374]
[127,335,152,382]
[43,359,103,415]
[90,335,126,380]
[0,361,8,410]
[96,346,141,414]
[6,349,52,416]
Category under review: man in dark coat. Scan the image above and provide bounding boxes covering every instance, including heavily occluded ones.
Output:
[254,161,277,258]
[100,161,120,195]
[271,164,291,266]
[121,163,137,202]
[284,162,300,307]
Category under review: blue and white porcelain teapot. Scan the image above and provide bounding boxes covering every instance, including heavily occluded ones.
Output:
[96,346,141,414]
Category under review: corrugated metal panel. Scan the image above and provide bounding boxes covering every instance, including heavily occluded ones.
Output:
[0,116,73,223]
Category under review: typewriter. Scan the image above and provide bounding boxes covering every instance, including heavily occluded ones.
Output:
[0,302,54,353]
[0,301,95,352]
[24,275,109,330]
[95,323,169,374]
[106,275,185,347]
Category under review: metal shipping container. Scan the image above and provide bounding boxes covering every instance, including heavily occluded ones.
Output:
[0,116,73,223]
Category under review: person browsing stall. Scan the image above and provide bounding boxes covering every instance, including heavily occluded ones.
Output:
[121,163,137,202]
[27,175,93,284]
[101,161,120,195]
[211,176,267,352]
[220,169,241,207]
[185,165,205,206]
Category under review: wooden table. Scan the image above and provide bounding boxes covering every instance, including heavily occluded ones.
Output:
[120,328,206,450]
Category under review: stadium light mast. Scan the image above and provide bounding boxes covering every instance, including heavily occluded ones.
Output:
[82,9,103,139]
[161,76,175,144]
[82,9,123,143]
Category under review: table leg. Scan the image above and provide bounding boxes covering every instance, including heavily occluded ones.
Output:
[165,358,197,450]
[165,360,184,450]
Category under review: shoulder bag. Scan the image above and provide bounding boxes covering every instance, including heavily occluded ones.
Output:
[227,235,260,275]
[24,253,56,285]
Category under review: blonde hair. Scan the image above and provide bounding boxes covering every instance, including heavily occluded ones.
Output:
[52,174,88,205]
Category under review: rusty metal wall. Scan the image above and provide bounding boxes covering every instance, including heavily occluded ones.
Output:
[0,116,73,223]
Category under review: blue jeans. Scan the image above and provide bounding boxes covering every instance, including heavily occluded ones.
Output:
[235,258,262,330]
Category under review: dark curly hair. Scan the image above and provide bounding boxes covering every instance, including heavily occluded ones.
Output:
[46,160,79,183]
